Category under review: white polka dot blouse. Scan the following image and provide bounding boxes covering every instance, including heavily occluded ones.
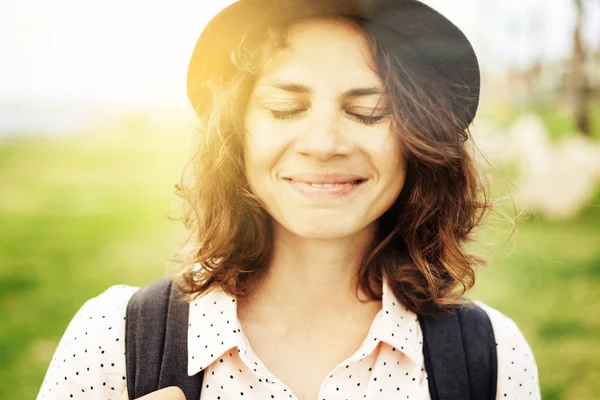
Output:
[37,278,540,399]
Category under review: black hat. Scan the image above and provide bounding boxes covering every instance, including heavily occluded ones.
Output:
[186,0,480,130]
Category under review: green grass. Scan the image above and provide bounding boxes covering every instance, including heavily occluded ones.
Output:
[470,195,600,399]
[1,127,599,399]
[0,130,188,399]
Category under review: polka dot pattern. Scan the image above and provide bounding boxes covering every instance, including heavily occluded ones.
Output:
[37,285,137,400]
[37,280,540,399]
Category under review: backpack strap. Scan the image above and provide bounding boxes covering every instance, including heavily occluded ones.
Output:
[125,277,204,399]
[418,303,497,400]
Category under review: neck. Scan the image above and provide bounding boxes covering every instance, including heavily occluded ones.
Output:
[238,220,381,333]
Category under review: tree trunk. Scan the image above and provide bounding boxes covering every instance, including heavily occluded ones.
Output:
[572,0,591,135]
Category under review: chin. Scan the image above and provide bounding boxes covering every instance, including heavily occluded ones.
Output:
[286,218,363,240]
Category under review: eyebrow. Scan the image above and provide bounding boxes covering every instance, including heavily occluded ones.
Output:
[260,82,385,98]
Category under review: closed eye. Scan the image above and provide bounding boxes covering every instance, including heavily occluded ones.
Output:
[268,109,307,120]
[345,111,388,125]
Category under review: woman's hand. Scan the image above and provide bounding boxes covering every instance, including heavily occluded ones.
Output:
[120,386,186,400]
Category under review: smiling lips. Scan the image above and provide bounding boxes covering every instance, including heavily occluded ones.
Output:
[284,173,368,185]
[284,174,368,200]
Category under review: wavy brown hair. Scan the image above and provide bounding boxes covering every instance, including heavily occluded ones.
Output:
[172,16,492,315]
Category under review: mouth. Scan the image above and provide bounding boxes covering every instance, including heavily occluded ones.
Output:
[283,178,367,186]
[283,178,367,201]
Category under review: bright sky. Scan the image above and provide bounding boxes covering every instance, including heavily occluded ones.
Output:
[0,0,599,111]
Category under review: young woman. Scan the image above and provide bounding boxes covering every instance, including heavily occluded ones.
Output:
[38,0,541,399]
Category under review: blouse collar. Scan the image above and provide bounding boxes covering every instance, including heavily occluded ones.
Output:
[187,275,423,376]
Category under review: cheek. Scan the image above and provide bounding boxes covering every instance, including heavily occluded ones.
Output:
[244,109,281,150]
[243,114,284,184]
[365,130,406,171]
[374,134,407,193]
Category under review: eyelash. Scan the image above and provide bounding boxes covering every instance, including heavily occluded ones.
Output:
[268,110,303,120]
[268,109,386,125]
[352,113,385,125]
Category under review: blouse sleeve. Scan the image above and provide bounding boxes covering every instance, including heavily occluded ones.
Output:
[475,301,541,400]
[37,285,139,400]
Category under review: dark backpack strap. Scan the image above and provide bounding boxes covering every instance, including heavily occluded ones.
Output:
[125,277,204,399]
[457,304,498,400]
[418,303,497,400]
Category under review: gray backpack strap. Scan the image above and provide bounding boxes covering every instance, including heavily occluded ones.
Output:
[125,277,204,399]
[419,303,497,400]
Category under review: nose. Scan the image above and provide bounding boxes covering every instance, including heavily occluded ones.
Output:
[294,108,353,160]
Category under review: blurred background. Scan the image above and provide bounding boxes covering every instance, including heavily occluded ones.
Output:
[1,0,599,398]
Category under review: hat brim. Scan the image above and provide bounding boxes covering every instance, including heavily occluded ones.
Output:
[186,0,480,129]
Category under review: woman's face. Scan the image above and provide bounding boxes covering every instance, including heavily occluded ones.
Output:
[243,18,407,240]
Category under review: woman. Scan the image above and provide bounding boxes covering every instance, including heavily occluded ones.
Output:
[38,0,541,399]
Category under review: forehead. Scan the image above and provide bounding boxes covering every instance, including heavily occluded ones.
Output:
[254,18,384,91]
